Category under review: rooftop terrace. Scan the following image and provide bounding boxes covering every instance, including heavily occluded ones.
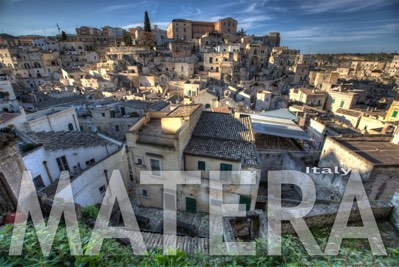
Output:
[336,138,399,165]
[166,104,201,118]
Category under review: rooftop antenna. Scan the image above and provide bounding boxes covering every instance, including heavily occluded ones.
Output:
[57,22,61,35]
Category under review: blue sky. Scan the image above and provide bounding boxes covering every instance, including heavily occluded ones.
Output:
[0,0,398,53]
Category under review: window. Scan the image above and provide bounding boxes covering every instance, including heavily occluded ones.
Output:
[205,104,211,109]
[141,188,149,198]
[115,125,120,132]
[101,113,105,117]
[68,123,74,131]
[340,100,345,108]
[150,159,161,176]
[56,156,69,172]
[392,111,398,118]
[136,156,144,166]
[331,98,335,104]
[99,185,106,194]
[86,159,95,166]
[198,161,206,171]
[33,175,45,190]
[220,163,232,180]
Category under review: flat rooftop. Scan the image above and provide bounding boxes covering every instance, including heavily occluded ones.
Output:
[166,104,201,117]
[26,107,66,121]
[255,134,302,151]
[247,113,311,141]
[0,112,20,124]
[26,131,113,152]
[138,119,163,135]
[337,140,399,165]
[137,119,176,147]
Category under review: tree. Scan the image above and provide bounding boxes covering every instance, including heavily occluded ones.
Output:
[144,11,151,32]
[238,28,246,36]
[123,32,132,46]
[61,31,67,41]
[141,11,154,48]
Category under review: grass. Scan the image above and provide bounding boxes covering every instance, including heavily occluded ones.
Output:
[0,220,398,266]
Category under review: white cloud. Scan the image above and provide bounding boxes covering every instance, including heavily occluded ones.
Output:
[282,23,398,42]
[301,0,393,13]
[180,6,202,18]
[121,21,169,30]
[238,15,273,29]
[98,0,157,13]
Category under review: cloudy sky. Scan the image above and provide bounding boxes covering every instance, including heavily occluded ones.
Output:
[0,0,398,53]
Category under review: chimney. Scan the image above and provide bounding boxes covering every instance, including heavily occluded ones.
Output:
[234,111,241,119]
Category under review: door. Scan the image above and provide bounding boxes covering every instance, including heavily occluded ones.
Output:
[186,197,197,213]
[239,195,251,211]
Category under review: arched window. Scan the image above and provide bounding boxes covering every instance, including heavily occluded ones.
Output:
[68,123,74,131]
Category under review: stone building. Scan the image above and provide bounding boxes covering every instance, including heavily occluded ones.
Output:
[0,77,20,112]
[18,130,128,206]
[169,40,193,58]
[167,17,237,40]
[126,104,203,210]
[385,99,399,122]
[308,71,339,89]
[289,88,328,109]
[326,88,366,112]
[79,104,143,140]
[386,55,399,76]
[126,104,261,213]
[268,46,300,70]
[316,136,399,202]
[25,107,80,133]
[184,112,260,212]
[75,26,106,48]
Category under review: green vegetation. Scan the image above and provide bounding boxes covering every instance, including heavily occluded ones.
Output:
[61,31,67,41]
[0,127,15,135]
[20,143,40,153]
[0,222,397,266]
[144,11,151,33]
[122,32,132,46]
[81,205,99,220]
[313,53,397,64]
[237,28,246,37]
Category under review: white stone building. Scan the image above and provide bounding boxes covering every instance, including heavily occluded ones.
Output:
[18,131,128,206]
[25,107,80,133]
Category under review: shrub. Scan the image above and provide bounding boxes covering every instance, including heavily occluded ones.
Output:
[81,205,99,220]
[20,143,40,153]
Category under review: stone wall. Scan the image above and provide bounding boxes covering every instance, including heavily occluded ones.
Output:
[281,202,394,234]
[0,133,26,209]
